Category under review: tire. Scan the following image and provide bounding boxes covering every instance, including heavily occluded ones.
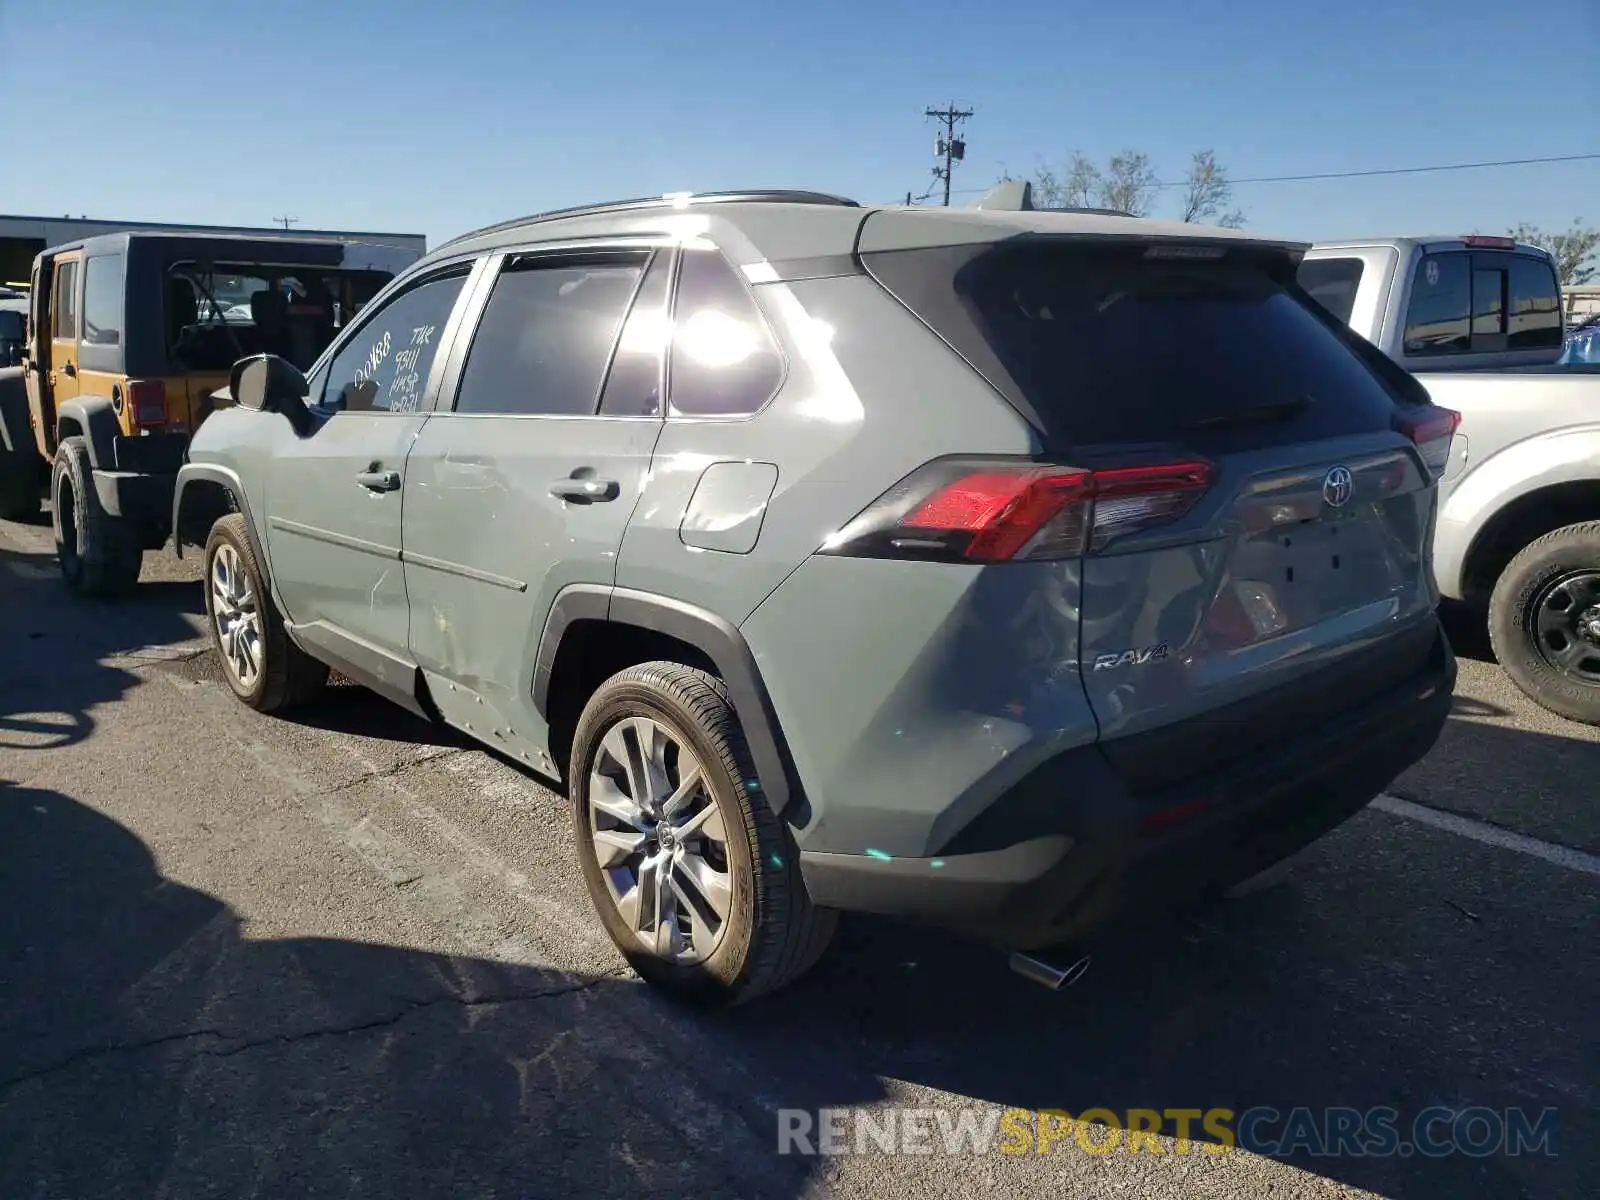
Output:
[569,662,836,1006]
[203,513,328,712]
[51,436,141,597]
[1488,520,1600,726]
[0,450,41,520]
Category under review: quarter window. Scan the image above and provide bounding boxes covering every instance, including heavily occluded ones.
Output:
[1508,257,1563,350]
[82,255,125,347]
[1296,258,1364,326]
[321,272,467,413]
[51,261,79,341]
[1402,253,1469,356]
[455,254,646,417]
[668,248,783,417]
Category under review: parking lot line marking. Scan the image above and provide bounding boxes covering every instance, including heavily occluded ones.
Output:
[1374,793,1600,878]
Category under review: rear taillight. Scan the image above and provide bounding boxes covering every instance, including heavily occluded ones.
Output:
[1398,406,1459,479]
[127,380,167,429]
[819,456,1215,563]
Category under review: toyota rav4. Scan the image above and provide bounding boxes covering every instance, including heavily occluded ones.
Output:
[174,186,1457,1005]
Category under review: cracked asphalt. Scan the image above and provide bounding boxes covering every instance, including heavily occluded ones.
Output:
[1,515,1595,1200]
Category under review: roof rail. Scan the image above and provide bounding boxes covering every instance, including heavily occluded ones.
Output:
[437,190,860,252]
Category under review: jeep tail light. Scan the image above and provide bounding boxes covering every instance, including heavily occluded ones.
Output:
[1397,406,1458,479]
[819,457,1215,563]
[127,380,167,429]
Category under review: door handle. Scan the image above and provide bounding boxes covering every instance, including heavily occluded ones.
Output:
[356,469,401,492]
[549,477,619,503]
[60,362,76,378]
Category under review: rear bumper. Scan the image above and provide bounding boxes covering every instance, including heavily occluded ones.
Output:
[798,618,1455,949]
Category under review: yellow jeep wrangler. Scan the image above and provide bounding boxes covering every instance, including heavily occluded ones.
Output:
[0,232,416,594]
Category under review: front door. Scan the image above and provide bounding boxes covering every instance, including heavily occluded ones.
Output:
[261,264,478,697]
[403,245,669,767]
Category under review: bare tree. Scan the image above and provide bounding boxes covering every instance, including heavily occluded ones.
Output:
[1509,221,1600,287]
[1028,153,1100,209]
[1098,151,1159,217]
[1180,149,1246,227]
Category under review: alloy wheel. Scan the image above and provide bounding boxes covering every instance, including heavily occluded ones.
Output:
[587,715,732,964]
[211,543,263,690]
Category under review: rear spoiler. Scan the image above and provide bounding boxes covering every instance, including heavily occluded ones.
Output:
[970,180,1132,218]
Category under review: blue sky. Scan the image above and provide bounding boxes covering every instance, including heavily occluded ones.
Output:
[3,0,1595,247]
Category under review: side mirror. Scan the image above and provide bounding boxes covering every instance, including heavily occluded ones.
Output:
[229,354,313,436]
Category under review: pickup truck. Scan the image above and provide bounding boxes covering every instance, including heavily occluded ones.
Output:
[1300,236,1600,725]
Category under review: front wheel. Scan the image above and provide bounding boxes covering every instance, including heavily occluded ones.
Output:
[569,662,835,1006]
[203,514,328,712]
[1488,521,1600,726]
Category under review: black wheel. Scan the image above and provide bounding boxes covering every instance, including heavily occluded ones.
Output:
[1489,521,1600,726]
[569,662,835,1006]
[51,436,141,597]
[203,513,328,712]
[0,450,41,520]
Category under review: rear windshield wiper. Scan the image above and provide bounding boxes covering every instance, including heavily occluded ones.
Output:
[1181,396,1312,431]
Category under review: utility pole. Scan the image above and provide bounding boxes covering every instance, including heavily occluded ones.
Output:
[925,103,972,206]
[273,216,299,231]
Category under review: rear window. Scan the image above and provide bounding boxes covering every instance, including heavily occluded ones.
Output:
[865,239,1408,452]
[1296,257,1364,325]
[1508,256,1562,350]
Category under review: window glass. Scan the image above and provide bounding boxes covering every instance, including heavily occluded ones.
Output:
[1402,253,1469,356]
[669,248,783,416]
[455,256,644,417]
[51,260,78,340]
[82,255,125,347]
[321,272,467,413]
[167,263,396,372]
[1508,256,1563,350]
[1295,258,1364,325]
[599,251,672,416]
[1471,267,1505,342]
[865,240,1410,453]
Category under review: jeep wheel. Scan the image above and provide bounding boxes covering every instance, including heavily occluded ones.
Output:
[1489,521,1600,726]
[204,514,328,712]
[0,451,41,520]
[569,662,835,1006]
[52,436,141,597]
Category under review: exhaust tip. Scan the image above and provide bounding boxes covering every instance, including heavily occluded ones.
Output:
[1008,950,1092,991]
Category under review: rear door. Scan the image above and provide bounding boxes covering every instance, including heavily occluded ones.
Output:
[861,233,1447,781]
[402,242,668,764]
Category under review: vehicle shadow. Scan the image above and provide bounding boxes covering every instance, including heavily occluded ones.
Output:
[1438,599,1493,663]
[0,781,839,1199]
[0,544,205,751]
[209,682,1592,1199]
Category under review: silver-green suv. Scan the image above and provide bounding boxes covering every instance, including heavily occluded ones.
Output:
[174,187,1458,1005]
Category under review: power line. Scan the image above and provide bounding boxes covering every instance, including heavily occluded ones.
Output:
[924,104,973,207]
[272,215,299,230]
[949,150,1600,198]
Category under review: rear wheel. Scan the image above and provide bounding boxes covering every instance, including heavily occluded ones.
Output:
[203,513,328,712]
[52,436,141,597]
[1489,521,1600,726]
[569,662,835,1006]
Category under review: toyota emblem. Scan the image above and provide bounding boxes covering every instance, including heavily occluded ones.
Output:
[1322,465,1354,508]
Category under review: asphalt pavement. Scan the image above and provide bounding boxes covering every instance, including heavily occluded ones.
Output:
[1,512,1595,1200]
